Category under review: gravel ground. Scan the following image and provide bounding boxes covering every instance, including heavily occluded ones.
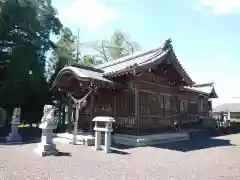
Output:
[1,133,240,180]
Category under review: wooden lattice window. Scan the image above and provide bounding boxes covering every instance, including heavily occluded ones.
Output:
[164,96,171,110]
[140,92,158,114]
[198,99,204,111]
[180,101,188,113]
[157,94,171,116]
[158,95,164,109]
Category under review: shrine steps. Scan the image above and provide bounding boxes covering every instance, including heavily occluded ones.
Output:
[54,132,189,147]
[53,132,95,146]
[112,132,190,147]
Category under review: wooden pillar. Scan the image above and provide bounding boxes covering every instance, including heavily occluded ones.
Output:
[188,100,191,125]
[72,105,79,145]
[67,97,73,132]
[113,94,117,118]
[89,93,95,134]
[135,82,140,136]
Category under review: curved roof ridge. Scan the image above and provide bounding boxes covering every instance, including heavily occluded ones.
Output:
[95,41,166,69]
[168,49,195,85]
[193,82,215,87]
[51,66,113,91]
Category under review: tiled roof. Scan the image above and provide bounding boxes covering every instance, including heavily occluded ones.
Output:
[95,39,194,86]
[53,39,195,88]
[193,82,214,88]
[52,66,113,88]
[214,103,240,112]
[184,83,218,98]
[95,42,166,75]
[185,86,213,95]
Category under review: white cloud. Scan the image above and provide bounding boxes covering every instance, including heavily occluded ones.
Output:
[214,55,229,62]
[200,0,240,14]
[55,0,119,28]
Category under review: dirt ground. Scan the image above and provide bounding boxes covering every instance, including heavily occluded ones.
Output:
[1,133,240,180]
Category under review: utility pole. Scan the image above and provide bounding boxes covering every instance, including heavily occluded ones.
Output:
[68,28,81,66]
[76,28,81,64]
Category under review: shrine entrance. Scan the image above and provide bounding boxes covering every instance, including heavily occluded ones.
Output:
[51,65,116,145]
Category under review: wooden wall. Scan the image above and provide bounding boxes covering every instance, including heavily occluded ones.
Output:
[230,112,240,120]
[81,71,212,135]
[137,72,175,134]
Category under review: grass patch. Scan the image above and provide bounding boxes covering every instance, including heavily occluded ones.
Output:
[18,123,30,128]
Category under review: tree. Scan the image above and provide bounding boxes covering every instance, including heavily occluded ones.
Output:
[46,27,76,127]
[82,55,102,67]
[0,0,62,124]
[47,27,76,82]
[107,30,140,60]
[86,40,110,62]
[86,30,140,63]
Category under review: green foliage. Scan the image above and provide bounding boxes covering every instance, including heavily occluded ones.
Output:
[107,30,140,61]
[82,55,102,67]
[202,118,219,131]
[0,0,62,124]
[47,27,76,82]
[87,30,140,63]
[0,0,141,126]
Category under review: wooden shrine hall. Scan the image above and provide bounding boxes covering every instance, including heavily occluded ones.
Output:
[52,39,218,137]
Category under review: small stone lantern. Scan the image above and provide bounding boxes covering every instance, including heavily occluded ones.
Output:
[92,116,115,153]
[6,107,22,142]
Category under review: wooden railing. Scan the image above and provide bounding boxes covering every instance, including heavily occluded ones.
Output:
[115,116,135,127]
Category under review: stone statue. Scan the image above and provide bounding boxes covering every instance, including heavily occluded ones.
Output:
[0,107,7,127]
[35,104,58,156]
[12,107,21,121]
[6,106,22,142]
[40,105,57,128]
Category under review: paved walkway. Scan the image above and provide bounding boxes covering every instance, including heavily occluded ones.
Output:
[0,133,240,180]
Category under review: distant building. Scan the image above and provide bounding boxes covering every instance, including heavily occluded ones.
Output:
[214,103,240,122]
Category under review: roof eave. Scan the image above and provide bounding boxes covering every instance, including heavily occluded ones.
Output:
[183,87,209,96]
[104,49,195,87]
[209,87,218,99]
[169,50,195,86]
[51,66,114,91]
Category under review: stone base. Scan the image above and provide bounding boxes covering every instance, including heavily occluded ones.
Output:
[34,142,58,157]
[54,132,95,146]
[112,132,190,147]
[6,133,22,142]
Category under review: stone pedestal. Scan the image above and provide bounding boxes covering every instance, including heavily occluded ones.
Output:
[35,124,58,157]
[93,116,115,153]
[104,132,111,153]
[6,116,22,142]
[95,131,101,150]
[6,123,22,142]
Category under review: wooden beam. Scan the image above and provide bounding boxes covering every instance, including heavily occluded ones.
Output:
[89,93,95,134]
[113,94,117,118]
[135,81,140,136]
[67,96,73,132]
[139,89,156,94]
[139,80,171,88]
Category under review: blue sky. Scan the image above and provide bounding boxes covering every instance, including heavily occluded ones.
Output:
[52,0,240,106]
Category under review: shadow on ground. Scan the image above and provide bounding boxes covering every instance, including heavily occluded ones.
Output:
[0,126,41,145]
[0,138,40,145]
[112,144,136,150]
[151,134,235,152]
[110,148,130,155]
[55,152,72,157]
